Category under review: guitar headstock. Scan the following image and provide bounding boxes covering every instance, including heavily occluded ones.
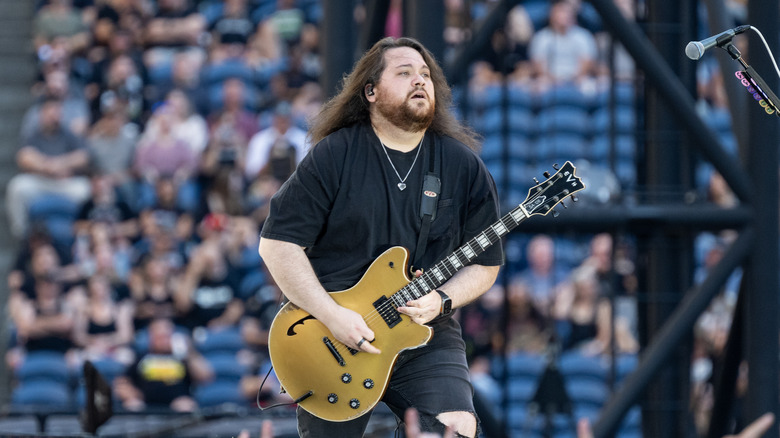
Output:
[522,161,585,217]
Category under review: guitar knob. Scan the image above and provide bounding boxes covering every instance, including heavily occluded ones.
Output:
[560,201,567,209]
[572,195,579,202]
[552,163,559,170]
[543,171,551,178]
[350,398,361,409]
[328,394,338,404]
[341,373,352,383]
[552,209,560,218]
[363,379,374,389]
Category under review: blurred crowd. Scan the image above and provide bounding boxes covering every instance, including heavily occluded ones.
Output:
[4,0,746,435]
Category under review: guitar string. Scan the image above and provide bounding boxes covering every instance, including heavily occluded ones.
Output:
[327,181,560,355]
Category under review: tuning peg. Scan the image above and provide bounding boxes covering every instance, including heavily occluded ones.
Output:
[543,171,551,179]
[572,195,579,202]
[552,163,559,170]
[560,201,567,209]
[532,177,540,184]
[552,209,560,218]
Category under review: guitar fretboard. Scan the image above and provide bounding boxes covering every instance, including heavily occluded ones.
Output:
[387,204,530,308]
[386,160,582,309]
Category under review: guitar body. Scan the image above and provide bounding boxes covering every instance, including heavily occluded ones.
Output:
[268,246,433,422]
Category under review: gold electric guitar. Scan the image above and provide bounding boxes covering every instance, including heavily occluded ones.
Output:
[267,161,585,421]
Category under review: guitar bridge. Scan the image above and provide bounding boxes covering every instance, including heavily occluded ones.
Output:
[373,295,401,328]
[323,337,346,366]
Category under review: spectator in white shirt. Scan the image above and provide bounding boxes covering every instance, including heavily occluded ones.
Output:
[245,101,308,183]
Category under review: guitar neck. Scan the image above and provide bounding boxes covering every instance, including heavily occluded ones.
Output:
[388,204,529,307]
[388,160,583,308]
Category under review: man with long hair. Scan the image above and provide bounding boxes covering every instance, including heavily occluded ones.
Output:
[258,37,503,437]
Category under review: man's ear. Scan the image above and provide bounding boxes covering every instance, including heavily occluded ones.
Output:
[365,84,375,101]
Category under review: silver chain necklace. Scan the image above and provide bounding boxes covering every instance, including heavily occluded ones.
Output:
[380,137,423,191]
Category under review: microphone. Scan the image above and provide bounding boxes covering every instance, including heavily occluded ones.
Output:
[685,25,751,60]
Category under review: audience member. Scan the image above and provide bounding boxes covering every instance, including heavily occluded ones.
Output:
[502,279,550,354]
[515,235,568,315]
[146,51,207,112]
[90,54,145,124]
[33,0,91,57]
[8,273,79,370]
[206,77,259,141]
[265,0,305,46]
[23,68,90,138]
[165,88,209,155]
[528,0,598,86]
[245,101,308,183]
[74,172,138,240]
[129,254,181,331]
[175,213,244,330]
[6,96,91,239]
[73,274,135,368]
[142,0,206,69]
[114,317,213,412]
[207,0,255,62]
[552,265,600,350]
[132,104,199,187]
[85,100,138,184]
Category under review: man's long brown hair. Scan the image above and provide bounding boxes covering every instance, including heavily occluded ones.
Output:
[308,37,480,150]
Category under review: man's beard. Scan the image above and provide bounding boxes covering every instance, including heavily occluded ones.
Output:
[376,92,435,133]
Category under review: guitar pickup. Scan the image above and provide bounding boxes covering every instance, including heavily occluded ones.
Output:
[373,295,401,328]
[323,337,346,366]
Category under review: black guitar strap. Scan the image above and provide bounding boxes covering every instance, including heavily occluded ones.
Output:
[411,133,441,274]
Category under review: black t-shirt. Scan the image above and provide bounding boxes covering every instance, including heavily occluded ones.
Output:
[129,353,192,406]
[261,123,504,292]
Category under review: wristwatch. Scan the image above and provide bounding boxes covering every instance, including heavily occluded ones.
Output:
[436,289,452,316]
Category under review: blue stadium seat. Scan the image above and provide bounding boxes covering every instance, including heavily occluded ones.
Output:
[194,326,245,355]
[538,84,593,110]
[559,351,608,385]
[537,134,588,164]
[590,135,637,164]
[90,358,127,383]
[536,107,591,137]
[204,352,249,382]
[201,59,254,86]
[472,107,504,135]
[238,268,267,300]
[480,135,504,163]
[469,84,502,110]
[15,351,70,384]
[12,380,71,407]
[508,136,535,162]
[505,352,547,379]
[615,158,638,188]
[614,354,639,383]
[193,380,245,407]
[591,106,636,136]
[507,83,537,109]
[508,106,538,139]
[27,193,80,248]
[565,380,609,411]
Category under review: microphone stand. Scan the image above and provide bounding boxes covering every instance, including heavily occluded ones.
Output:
[720,40,780,117]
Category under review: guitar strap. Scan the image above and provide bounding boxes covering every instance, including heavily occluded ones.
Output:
[411,133,441,274]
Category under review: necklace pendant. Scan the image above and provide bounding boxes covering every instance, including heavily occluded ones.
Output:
[397,182,407,191]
